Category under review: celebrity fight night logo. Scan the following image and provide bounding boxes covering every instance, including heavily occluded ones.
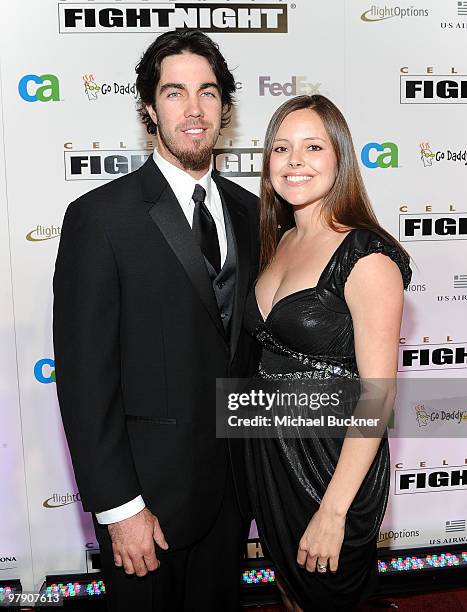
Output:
[64,149,151,180]
[58,2,288,34]
[400,66,467,104]
[395,465,467,494]
[398,340,467,371]
[399,203,467,241]
[64,144,263,179]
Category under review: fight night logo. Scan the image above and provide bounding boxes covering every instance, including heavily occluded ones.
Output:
[58,3,288,34]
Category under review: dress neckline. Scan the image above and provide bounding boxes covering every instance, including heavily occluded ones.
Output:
[255,229,356,324]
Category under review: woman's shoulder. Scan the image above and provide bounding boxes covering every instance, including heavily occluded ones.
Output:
[336,227,412,290]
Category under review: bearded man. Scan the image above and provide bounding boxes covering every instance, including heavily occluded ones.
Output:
[53,30,259,612]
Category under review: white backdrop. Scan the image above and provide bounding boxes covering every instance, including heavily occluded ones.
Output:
[0,0,466,592]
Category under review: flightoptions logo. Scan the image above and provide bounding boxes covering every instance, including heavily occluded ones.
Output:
[400,66,467,104]
[399,204,467,241]
[398,337,467,371]
[361,5,429,22]
[43,492,81,508]
[26,225,61,242]
[83,73,137,101]
[58,2,288,34]
[377,528,420,545]
[420,142,467,167]
[395,464,467,494]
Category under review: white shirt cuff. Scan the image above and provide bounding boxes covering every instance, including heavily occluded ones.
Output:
[95,495,146,525]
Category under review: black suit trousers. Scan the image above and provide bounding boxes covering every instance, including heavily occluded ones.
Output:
[92,469,247,612]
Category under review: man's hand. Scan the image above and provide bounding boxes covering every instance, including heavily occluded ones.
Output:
[108,508,169,576]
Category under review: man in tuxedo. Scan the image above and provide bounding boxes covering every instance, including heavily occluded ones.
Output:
[53,30,259,611]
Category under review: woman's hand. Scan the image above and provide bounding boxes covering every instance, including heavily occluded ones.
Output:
[297,507,346,573]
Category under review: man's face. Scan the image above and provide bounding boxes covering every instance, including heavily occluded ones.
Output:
[146,52,223,174]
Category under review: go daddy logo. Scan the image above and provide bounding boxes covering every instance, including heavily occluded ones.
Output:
[361,141,399,168]
[34,358,56,384]
[18,74,60,102]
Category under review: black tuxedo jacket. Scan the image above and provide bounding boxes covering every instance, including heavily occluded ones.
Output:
[53,156,260,549]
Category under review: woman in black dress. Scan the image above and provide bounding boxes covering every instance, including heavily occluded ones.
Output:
[244,95,411,611]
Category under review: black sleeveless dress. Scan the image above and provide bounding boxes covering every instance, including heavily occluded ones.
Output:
[244,228,412,612]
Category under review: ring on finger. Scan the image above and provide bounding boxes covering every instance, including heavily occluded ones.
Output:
[317,562,327,573]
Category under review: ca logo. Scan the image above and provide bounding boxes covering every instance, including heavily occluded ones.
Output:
[34,358,56,384]
[18,74,60,102]
[361,142,398,168]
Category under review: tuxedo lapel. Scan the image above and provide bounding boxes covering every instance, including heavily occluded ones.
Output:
[213,173,251,362]
[139,157,225,340]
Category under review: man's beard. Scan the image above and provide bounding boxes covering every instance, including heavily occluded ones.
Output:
[157,120,218,172]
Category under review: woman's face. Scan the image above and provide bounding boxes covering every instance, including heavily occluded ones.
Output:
[269,108,338,208]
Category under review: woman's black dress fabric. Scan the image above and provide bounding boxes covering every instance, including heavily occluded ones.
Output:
[244,229,412,611]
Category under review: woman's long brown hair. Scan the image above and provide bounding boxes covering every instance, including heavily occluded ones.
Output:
[259,95,409,272]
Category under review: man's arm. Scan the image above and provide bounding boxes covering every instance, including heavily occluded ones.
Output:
[53,199,141,512]
[53,200,168,576]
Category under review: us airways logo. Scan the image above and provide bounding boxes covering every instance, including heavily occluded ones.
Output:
[58,3,288,34]
[395,465,467,494]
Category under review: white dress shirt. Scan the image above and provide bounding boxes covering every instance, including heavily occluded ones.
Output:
[95,149,227,525]
[153,148,227,265]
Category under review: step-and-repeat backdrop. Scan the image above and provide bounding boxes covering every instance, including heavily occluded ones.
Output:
[0,0,466,591]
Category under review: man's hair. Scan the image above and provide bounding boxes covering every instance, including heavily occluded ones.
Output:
[135,31,237,135]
